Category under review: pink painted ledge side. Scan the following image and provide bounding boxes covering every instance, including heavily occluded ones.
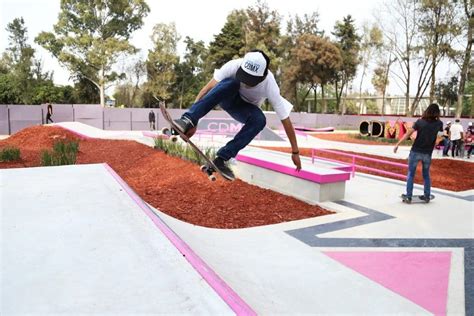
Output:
[236,154,350,184]
[103,163,256,316]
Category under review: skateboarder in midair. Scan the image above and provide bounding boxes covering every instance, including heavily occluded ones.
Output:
[172,50,302,179]
[394,103,443,203]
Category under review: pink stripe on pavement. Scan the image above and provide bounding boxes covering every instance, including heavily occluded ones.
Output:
[103,163,256,316]
[324,251,451,316]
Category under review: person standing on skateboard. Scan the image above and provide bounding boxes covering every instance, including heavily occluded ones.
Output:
[173,50,301,179]
[394,103,443,203]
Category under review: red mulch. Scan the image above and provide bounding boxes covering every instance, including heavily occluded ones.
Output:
[0,126,333,228]
[262,147,474,192]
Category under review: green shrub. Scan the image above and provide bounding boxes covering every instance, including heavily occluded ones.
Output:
[0,146,21,162]
[40,140,79,166]
[154,137,216,166]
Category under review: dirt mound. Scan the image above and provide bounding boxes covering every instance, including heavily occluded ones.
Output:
[0,125,81,151]
[0,126,334,228]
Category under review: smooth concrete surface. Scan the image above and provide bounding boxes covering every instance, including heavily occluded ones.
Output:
[235,147,349,203]
[1,164,233,315]
[2,122,472,315]
[235,161,346,203]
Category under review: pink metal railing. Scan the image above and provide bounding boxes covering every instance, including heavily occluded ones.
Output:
[311,148,407,179]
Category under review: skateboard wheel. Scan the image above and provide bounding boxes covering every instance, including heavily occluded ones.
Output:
[200,165,207,172]
[170,135,178,142]
[209,175,216,181]
[161,127,170,135]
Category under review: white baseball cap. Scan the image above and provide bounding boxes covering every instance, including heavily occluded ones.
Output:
[469,122,472,126]
[447,121,452,124]
[236,50,269,87]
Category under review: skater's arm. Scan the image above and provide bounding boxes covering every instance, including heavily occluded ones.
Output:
[393,127,415,153]
[195,79,218,102]
[281,117,301,171]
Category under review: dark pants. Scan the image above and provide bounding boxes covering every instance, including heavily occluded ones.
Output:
[46,114,53,123]
[406,151,432,198]
[184,78,266,160]
[451,139,461,157]
[442,137,450,156]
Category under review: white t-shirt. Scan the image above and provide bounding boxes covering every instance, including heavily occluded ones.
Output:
[449,123,463,141]
[213,59,293,120]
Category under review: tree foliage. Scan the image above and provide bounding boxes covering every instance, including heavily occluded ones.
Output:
[283,34,342,112]
[35,0,150,106]
[145,22,180,105]
[207,10,247,70]
[332,15,361,113]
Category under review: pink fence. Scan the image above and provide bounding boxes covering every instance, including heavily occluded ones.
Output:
[311,148,407,180]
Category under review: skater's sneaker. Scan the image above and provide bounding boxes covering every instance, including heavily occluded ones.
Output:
[172,116,195,136]
[213,157,235,181]
[401,194,412,204]
[419,195,431,203]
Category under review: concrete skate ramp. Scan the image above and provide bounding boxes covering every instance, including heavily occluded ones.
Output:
[0,164,238,315]
[197,117,284,141]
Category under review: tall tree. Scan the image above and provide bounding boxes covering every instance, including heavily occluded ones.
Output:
[418,0,459,103]
[281,12,322,106]
[173,37,208,108]
[244,0,282,75]
[371,56,396,115]
[207,10,247,71]
[377,0,421,116]
[73,76,100,104]
[145,22,180,105]
[114,57,146,107]
[4,17,35,103]
[454,0,473,118]
[357,22,383,100]
[434,76,458,116]
[284,34,342,113]
[332,15,361,114]
[36,0,150,107]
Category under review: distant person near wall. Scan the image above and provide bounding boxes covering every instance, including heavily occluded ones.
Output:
[149,110,156,130]
[46,103,54,124]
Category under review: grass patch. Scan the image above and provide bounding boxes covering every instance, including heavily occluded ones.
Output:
[351,134,413,146]
[0,146,21,162]
[40,140,79,166]
[154,137,216,166]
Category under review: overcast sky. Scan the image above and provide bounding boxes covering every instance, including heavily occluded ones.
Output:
[0,0,460,95]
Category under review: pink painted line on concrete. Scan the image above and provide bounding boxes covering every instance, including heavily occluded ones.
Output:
[324,251,451,316]
[236,154,350,184]
[103,163,256,316]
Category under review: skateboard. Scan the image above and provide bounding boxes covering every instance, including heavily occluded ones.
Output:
[158,101,234,181]
[401,194,435,204]
[160,126,178,142]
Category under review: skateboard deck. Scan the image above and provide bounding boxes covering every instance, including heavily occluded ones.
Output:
[158,101,234,181]
[401,194,435,204]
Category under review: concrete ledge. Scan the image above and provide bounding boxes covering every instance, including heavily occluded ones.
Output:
[235,148,350,204]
